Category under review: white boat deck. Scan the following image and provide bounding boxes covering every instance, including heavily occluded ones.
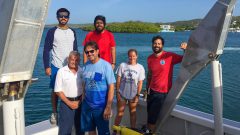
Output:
[26,120,58,135]
[25,98,240,135]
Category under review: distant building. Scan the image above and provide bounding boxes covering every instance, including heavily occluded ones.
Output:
[229,21,240,32]
[229,27,240,32]
[160,24,175,32]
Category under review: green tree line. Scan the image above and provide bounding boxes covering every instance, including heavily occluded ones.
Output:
[46,16,240,33]
[80,21,160,33]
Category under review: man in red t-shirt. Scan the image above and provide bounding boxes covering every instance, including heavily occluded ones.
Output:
[146,35,187,132]
[83,15,116,69]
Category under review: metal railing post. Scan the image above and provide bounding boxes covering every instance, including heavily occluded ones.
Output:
[211,60,223,135]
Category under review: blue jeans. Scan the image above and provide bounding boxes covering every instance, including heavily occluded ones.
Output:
[58,101,84,135]
[81,100,110,135]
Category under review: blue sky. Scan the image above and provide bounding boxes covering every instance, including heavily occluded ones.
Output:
[46,0,240,24]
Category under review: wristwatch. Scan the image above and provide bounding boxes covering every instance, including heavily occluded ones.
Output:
[136,94,140,97]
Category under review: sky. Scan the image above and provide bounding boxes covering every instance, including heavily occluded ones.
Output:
[46,0,240,24]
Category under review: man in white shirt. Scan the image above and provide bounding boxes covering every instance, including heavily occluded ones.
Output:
[54,51,84,135]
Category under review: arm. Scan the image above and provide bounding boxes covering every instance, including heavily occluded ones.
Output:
[43,29,54,76]
[115,64,122,101]
[73,29,78,51]
[137,80,143,95]
[82,80,85,101]
[172,42,187,64]
[146,70,152,91]
[103,62,116,120]
[110,32,116,69]
[138,65,145,95]
[103,83,114,120]
[116,76,121,101]
[56,92,79,109]
[134,80,143,102]
[111,47,116,69]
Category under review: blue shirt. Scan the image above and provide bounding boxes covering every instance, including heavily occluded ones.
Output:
[83,59,116,108]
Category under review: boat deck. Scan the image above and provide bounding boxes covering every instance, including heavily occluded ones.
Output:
[25,98,240,135]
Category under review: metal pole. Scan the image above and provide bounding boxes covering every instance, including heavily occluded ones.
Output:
[3,99,25,135]
[211,60,223,135]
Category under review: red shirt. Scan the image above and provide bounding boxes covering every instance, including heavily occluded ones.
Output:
[147,51,183,93]
[83,30,116,63]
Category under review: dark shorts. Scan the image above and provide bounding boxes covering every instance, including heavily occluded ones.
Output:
[81,100,110,135]
[147,90,167,124]
[119,94,137,103]
[49,64,59,89]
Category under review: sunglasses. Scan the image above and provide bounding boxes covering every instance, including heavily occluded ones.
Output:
[57,15,69,19]
[85,50,95,55]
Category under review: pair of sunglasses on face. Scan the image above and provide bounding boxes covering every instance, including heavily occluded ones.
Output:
[57,15,69,19]
[85,50,95,55]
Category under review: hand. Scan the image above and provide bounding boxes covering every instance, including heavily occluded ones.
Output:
[45,68,51,76]
[116,92,121,101]
[68,101,79,110]
[180,42,187,50]
[111,64,115,70]
[144,89,149,95]
[143,90,149,101]
[103,106,112,120]
[134,95,139,102]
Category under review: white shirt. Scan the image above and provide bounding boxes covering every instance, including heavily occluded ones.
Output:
[116,62,145,99]
[52,28,75,68]
[54,65,83,97]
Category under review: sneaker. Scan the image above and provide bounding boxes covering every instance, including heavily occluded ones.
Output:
[141,125,153,135]
[50,113,57,125]
[141,125,148,132]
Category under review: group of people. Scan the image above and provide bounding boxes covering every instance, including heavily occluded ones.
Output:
[43,8,187,135]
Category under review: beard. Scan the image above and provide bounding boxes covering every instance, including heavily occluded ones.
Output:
[152,46,163,54]
[95,26,105,33]
[58,19,68,25]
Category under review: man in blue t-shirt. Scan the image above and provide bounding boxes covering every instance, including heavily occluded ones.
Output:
[81,41,116,135]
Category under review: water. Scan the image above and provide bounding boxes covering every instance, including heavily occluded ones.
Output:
[24,29,240,126]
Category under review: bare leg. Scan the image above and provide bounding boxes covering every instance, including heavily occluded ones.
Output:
[129,101,138,128]
[114,100,127,126]
[51,91,58,113]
